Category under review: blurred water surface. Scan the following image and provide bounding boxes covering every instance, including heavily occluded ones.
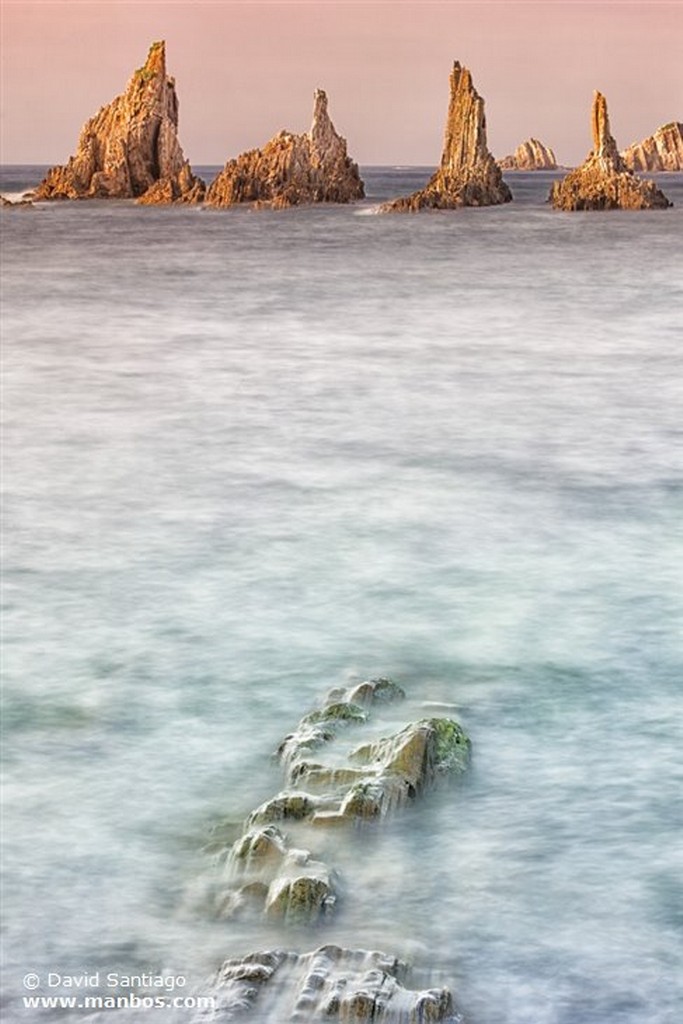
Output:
[2,167,682,1023]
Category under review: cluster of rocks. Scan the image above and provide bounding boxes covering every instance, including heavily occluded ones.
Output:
[549,92,671,210]
[201,678,470,1022]
[213,677,469,926]
[10,42,677,216]
[380,62,512,212]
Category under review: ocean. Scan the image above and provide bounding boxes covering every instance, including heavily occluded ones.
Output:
[1,166,682,1023]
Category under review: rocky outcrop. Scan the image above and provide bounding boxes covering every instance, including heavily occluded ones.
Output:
[550,92,671,210]
[380,62,512,212]
[33,41,204,203]
[203,945,459,1023]
[621,122,683,172]
[210,678,470,926]
[205,90,364,208]
[498,138,557,170]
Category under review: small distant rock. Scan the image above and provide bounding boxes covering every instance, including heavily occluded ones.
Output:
[621,121,683,172]
[1,195,34,209]
[205,90,364,208]
[498,138,558,170]
[33,41,204,204]
[380,61,512,211]
[550,92,671,210]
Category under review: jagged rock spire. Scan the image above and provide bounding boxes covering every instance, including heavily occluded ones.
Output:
[205,89,364,208]
[550,90,671,210]
[591,91,622,163]
[380,60,512,211]
[33,41,204,203]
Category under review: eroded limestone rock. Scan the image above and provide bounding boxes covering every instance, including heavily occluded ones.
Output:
[213,682,470,927]
[33,41,204,203]
[218,824,338,923]
[205,90,364,208]
[499,138,557,170]
[380,62,512,212]
[621,121,683,172]
[550,92,671,210]
[203,945,460,1023]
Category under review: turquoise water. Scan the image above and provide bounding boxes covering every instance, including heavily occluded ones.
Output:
[2,167,682,1022]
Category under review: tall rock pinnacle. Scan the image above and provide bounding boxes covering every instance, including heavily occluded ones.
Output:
[205,90,364,208]
[33,41,204,203]
[591,91,622,163]
[550,91,670,210]
[380,61,512,212]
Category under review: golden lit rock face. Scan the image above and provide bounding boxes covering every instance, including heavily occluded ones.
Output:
[204,89,364,208]
[621,122,683,172]
[550,91,671,210]
[33,41,204,203]
[380,61,512,211]
[499,138,557,170]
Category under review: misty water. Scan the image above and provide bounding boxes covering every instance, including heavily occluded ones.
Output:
[2,167,682,1024]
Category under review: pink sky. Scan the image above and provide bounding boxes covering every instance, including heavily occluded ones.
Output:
[1,1,681,166]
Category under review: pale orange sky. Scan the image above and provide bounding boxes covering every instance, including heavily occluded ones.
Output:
[1,1,681,166]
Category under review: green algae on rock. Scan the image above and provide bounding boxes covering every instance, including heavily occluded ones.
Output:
[213,680,470,929]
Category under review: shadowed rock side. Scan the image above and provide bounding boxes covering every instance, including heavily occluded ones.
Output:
[199,945,461,1023]
[621,122,683,172]
[33,41,204,203]
[380,62,512,211]
[211,678,470,928]
[550,92,671,210]
[205,90,364,208]
[498,138,557,170]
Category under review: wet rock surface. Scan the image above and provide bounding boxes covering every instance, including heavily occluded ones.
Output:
[550,92,671,210]
[201,944,461,1023]
[33,41,204,203]
[210,678,469,927]
[380,62,512,212]
[205,90,364,208]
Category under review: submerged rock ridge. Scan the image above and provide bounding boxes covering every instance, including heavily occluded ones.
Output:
[498,138,557,170]
[549,92,671,210]
[202,945,460,1023]
[33,41,205,203]
[204,89,364,208]
[380,61,512,211]
[210,678,470,927]
[621,122,683,172]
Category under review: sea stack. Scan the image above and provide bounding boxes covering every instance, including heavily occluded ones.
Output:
[550,92,671,210]
[621,122,683,172]
[205,90,364,208]
[33,41,204,203]
[380,61,512,212]
[499,138,558,170]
